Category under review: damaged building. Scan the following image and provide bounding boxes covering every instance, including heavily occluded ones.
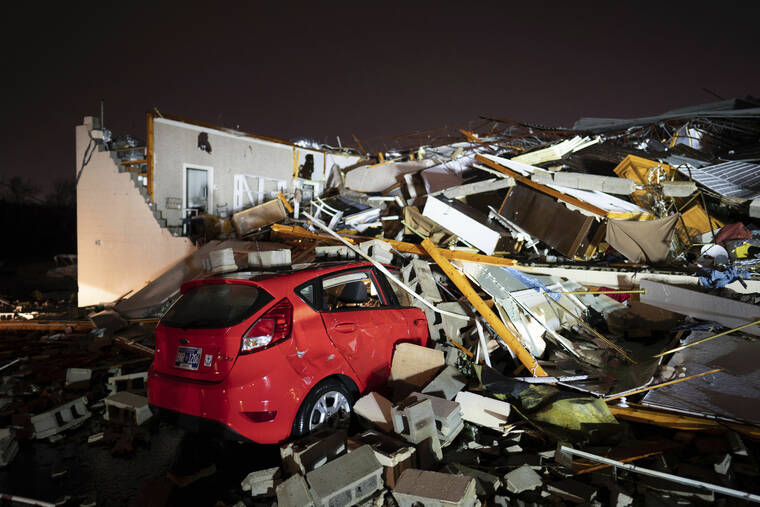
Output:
[2,97,760,505]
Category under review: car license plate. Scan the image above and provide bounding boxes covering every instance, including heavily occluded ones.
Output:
[174,346,202,370]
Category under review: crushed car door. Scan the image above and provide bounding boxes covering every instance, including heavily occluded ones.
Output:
[319,269,414,390]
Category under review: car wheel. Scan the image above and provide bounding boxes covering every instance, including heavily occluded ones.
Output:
[292,379,353,436]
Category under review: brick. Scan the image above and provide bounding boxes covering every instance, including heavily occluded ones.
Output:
[306,444,383,507]
[392,469,477,507]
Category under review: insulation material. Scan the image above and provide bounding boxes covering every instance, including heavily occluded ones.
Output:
[605,214,680,264]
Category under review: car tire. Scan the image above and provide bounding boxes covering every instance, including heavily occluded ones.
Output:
[292,378,354,437]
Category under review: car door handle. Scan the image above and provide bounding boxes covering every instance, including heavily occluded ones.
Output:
[414,319,426,326]
[334,323,357,333]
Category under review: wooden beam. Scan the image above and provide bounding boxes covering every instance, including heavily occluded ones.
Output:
[475,154,608,217]
[0,321,94,332]
[609,404,760,438]
[119,159,147,166]
[269,224,517,267]
[145,112,155,202]
[420,238,547,376]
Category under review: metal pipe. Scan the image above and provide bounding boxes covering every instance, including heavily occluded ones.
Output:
[653,319,760,358]
[558,445,760,503]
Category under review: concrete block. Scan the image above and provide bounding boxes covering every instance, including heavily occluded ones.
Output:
[247,248,291,268]
[349,430,416,489]
[392,469,478,507]
[446,463,502,497]
[546,478,597,503]
[315,245,357,260]
[106,371,147,395]
[30,396,91,440]
[281,429,347,475]
[750,199,760,219]
[390,343,445,399]
[104,392,152,426]
[714,454,731,475]
[241,466,281,497]
[391,397,442,468]
[306,444,383,507]
[359,239,393,264]
[353,392,394,432]
[65,368,92,386]
[406,392,463,445]
[421,365,467,400]
[454,391,510,431]
[437,302,469,344]
[276,474,315,507]
[504,465,542,494]
[208,248,237,273]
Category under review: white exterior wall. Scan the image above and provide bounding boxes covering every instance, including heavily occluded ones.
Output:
[75,117,195,307]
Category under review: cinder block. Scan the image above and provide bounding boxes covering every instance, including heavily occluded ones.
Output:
[504,465,542,494]
[30,396,91,440]
[106,371,148,395]
[421,365,467,400]
[315,245,357,260]
[276,474,315,507]
[241,466,281,497]
[391,397,442,468]
[353,392,394,432]
[390,343,445,399]
[392,469,478,507]
[406,392,463,445]
[104,392,152,426]
[281,429,347,475]
[248,249,291,268]
[306,444,383,507]
[454,391,510,431]
[358,239,393,264]
[65,368,92,386]
[348,430,416,489]
[208,248,237,273]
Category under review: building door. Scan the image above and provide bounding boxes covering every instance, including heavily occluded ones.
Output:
[186,167,210,213]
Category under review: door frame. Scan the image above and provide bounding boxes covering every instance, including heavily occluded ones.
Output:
[182,163,214,216]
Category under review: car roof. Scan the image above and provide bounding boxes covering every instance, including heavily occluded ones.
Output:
[180,260,396,293]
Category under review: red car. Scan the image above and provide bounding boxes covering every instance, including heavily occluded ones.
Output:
[148,261,429,444]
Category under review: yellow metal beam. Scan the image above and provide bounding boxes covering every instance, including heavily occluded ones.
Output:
[420,238,547,377]
[269,224,518,267]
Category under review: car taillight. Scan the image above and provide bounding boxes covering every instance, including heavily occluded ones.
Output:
[241,298,293,353]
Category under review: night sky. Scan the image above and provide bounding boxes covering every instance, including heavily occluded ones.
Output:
[3,1,759,192]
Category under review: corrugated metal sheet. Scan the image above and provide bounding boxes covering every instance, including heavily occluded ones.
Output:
[642,330,760,425]
[676,160,760,199]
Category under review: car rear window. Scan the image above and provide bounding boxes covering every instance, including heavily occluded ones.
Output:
[161,283,273,329]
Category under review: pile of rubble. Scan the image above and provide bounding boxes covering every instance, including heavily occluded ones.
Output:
[3,99,760,504]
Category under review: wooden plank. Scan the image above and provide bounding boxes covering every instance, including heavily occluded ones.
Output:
[475,154,609,217]
[0,320,95,332]
[119,159,147,166]
[145,112,155,202]
[609,404,760,438]
[420,238,547,377]
[269,224,517,267]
